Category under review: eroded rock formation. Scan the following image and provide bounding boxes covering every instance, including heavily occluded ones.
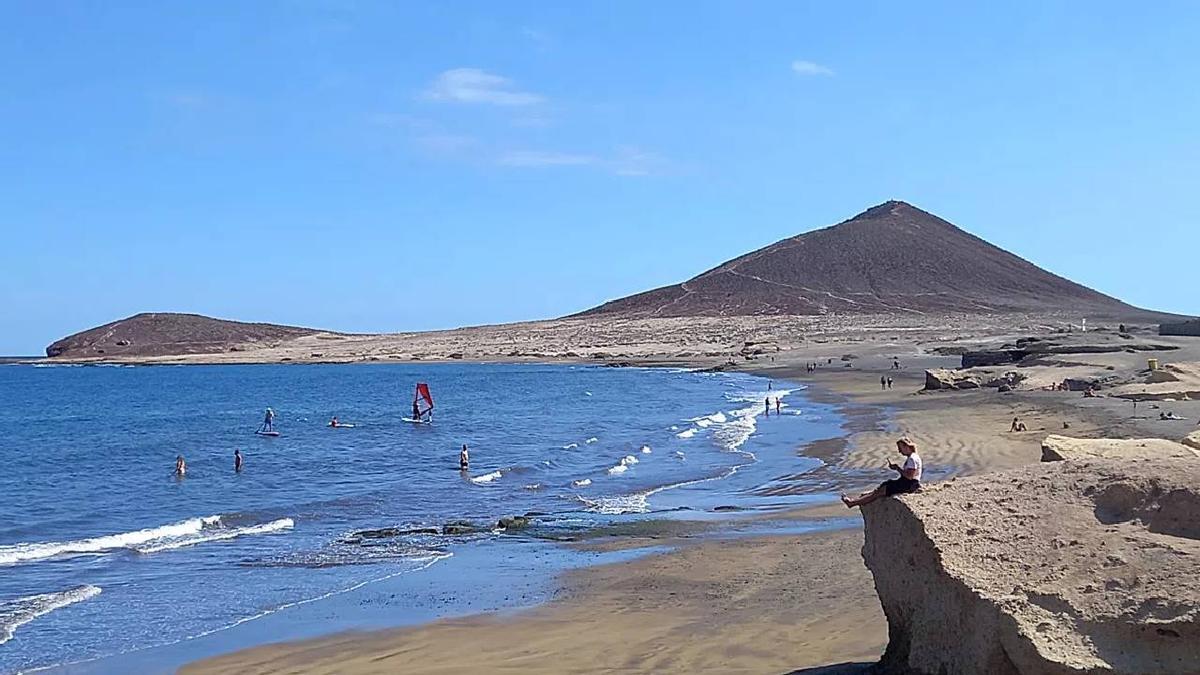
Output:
[860,458,1200,674]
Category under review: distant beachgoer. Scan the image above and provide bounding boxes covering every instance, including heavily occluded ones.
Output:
[887,376,894,390]
[263,407,275,432]
[768,382,773,391]
[459,444,470,471]
[329,417,339,428]
[775,398,782,414]
[234,448,243,472]
[880,375,887,390]
[893,358,900,370]
[175,455,187,477]
[765,397,771,415]
[412,401,421,420]
[1011,417,1020,432]
[841,438,922,508]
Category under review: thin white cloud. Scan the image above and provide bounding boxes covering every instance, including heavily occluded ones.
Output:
[497,150,596,167]
[423,68,544,106]
[495,146,675,176]
[609,146,671,177]
[791,60,834,77]
[522,27,553,52]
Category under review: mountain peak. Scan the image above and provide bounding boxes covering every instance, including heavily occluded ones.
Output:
[575,202,1149,319]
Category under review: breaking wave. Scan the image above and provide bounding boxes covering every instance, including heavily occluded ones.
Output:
[0,585,101,645]
[0,516,222,565]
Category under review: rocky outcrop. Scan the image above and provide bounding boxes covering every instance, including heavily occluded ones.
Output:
[924,368,1024,391]
[860,459,1200,674]
[1183,432,1200,453]
[1040,435,1199,462]
[46,312,320,359]
[1160,318,1200,337]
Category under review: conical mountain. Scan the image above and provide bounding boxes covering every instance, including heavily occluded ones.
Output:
[576,201,1153,319]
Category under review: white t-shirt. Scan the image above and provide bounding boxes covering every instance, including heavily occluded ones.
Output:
[903,453,923,481]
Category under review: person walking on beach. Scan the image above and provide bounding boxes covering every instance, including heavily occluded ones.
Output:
[234,448,243,472]
[841,438,922,508]
[887,376,894,390]
[459,444,470,471]
[880,375,887,390]
[175,455,187,477]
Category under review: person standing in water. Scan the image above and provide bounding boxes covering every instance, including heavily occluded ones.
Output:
[175,455,187,477]
[764,397,771,416]
[775,398,782,414]
[234,448,243,472]
[459,444,470,471]
[263,407,275,433]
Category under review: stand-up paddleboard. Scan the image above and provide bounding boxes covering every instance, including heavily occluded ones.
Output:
[328,423,356,429]
[256,430,281,437]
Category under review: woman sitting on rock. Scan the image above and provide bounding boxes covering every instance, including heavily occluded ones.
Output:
[841,437,922,508]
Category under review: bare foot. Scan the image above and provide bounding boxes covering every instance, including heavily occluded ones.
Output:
[840,494,854,508]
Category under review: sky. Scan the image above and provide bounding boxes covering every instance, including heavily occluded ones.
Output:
[2,1,1199,355]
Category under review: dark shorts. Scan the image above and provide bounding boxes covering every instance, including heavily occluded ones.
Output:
[883,477,921,496]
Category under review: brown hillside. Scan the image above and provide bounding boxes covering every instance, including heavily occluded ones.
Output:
[576,201,1156,319]
[46,313,319,359]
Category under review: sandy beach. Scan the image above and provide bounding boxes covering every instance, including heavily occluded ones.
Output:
[179,335,1182,675]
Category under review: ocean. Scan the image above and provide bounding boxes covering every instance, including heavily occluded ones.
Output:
[0,363,846,673]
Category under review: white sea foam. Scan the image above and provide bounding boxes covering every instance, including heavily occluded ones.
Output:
[561,443,578,449]
[585,437,598,444]
[607,464,628,475]
[676,428,696,439]
[470,470,503,484]
[0,515,223,565]
[572,478,592,487]
[578,493,648,515]
[0,585,101,644]
[621,455,639,466]
[523,483,542,490]
[641,445,652,454]
[134,518,294,554]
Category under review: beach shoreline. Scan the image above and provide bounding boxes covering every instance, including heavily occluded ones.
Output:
[178,345,1160,674]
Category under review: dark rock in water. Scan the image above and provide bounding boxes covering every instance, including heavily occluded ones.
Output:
[497,516,531,530]
[441,521,477,535]
[713,505,744,512]
[351,527,440,539]
[523,511,548,518]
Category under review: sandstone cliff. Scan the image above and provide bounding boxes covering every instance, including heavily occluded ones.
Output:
[860,458,1200,674]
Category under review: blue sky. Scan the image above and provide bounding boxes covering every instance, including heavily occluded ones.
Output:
[2,2,1198,354]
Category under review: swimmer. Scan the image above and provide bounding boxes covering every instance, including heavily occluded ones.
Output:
[459,444,470,471]
[329,416,339,428]
[234,448,243,472]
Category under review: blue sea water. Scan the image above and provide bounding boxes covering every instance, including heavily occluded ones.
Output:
[0,363,844,673]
